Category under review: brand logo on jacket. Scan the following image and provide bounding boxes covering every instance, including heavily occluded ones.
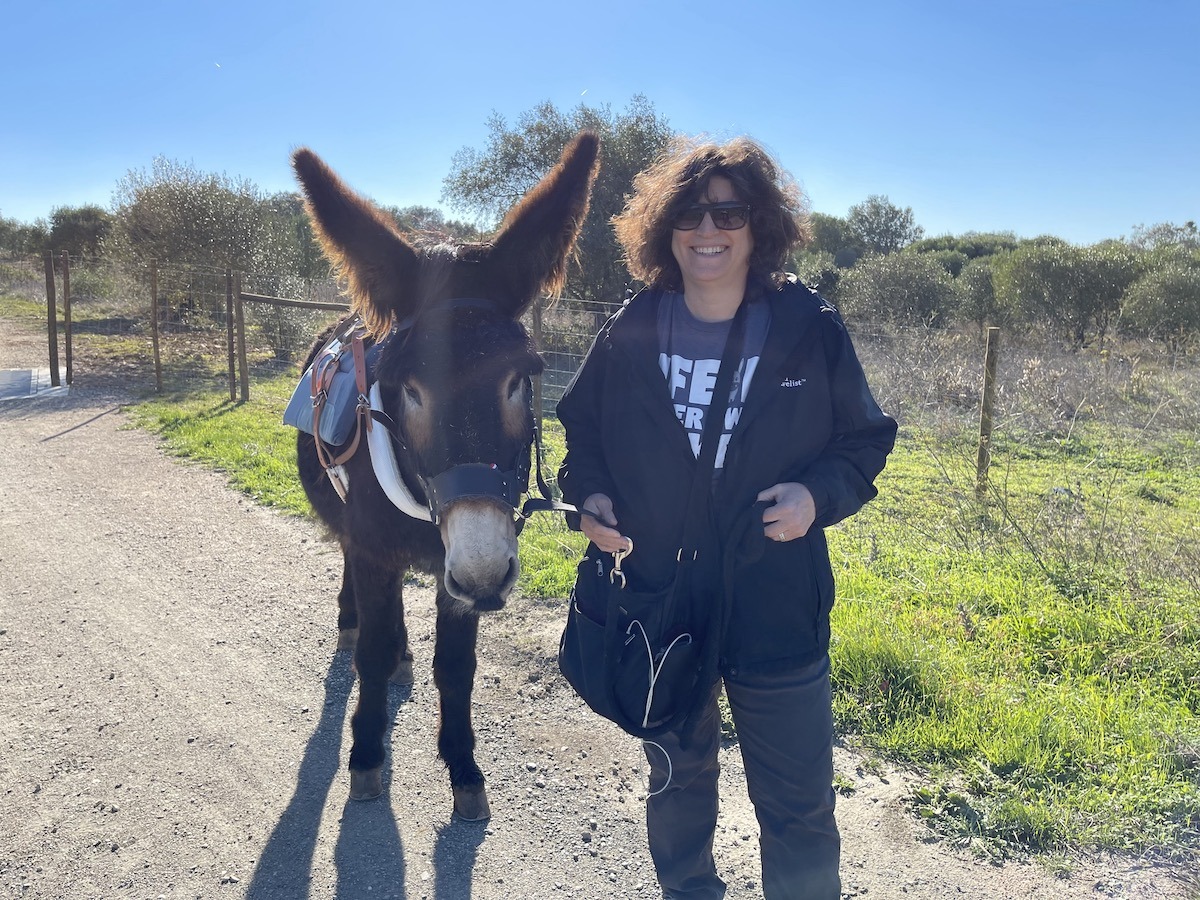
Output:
[780,377,807,388]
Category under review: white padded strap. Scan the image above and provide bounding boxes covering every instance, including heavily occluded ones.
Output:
[367,383,433,522]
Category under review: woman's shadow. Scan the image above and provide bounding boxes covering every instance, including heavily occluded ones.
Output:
[244,652,486,899]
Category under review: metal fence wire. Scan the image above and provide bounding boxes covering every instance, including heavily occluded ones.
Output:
[5,255,1199,438]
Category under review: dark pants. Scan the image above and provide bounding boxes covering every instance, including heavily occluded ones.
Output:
[643,655,840,900]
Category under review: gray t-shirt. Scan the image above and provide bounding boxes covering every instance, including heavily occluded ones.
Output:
[656,292,770,471]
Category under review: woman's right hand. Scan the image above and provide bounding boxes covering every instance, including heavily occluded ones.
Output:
[580,493,632,555]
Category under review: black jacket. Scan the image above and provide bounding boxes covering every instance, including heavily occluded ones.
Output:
[557,280,897,675]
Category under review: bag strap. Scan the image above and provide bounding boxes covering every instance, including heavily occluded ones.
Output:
[311,322,374,497]
[600,297,751,740]
[677,297,750,561]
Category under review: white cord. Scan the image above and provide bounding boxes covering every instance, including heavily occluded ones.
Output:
[625,620,695,729]
[645,633,693,726]
[627,620,657,726]
[642,739,673,797]
[625,621,693,798]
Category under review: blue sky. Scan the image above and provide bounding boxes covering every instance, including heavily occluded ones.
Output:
[2,0,1196,245]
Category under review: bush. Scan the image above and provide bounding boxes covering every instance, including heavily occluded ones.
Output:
[1121,262,1200,350]
[838,251,957,326]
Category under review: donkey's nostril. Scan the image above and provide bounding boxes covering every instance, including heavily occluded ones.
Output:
[445,571,466,600]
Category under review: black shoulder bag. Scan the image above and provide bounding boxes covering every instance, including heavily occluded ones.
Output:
[558,300,748,739]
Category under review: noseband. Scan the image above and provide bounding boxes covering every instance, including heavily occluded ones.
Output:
[367,382,531,525]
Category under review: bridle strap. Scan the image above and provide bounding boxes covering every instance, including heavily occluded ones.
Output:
[518,422,589,519]
[348,299,592,524]
[366,382,434,522]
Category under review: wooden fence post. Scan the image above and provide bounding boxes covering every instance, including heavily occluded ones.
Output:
[234,274,249,402]
[60,251,73,385]
[532,296,545,434]
[225,268,236,402]
[43,253,60,387]
[975,326,1001,499]
[149,260,162,392]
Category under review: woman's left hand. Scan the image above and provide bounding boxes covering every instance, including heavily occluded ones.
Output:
[757,482,816,543]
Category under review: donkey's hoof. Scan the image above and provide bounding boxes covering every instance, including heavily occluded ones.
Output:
[349,768,384,801]
[390,657,414,686]
[337,628,359,652]
[452,784,491,821]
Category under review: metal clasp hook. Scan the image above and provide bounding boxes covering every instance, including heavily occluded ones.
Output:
[610,538,633,589]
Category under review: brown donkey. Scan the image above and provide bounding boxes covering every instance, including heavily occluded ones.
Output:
[292,132,599,818]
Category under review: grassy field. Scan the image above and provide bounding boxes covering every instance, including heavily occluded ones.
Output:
[7,268,1196,868]
[126,362,1200,867]
[829,424,1199,861]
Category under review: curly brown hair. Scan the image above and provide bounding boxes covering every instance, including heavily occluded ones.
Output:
[612,136,811,292]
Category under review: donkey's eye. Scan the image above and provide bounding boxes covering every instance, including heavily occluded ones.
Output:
[403,384,423,407]
[506,374,526,401]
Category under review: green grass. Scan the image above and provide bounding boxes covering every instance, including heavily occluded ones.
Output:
[0,293,47,319]
[128,374,311,514]
[829,425,1200,860]
[125,374,1200,867]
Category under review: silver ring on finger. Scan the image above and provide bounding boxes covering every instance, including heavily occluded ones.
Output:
[778,531,786,542]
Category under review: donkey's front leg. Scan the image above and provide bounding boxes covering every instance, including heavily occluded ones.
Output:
[335,551,358,651]
[346,557,401,801]
[433,593,488,820]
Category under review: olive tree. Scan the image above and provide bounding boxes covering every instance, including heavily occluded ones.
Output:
[48,205,112,259]
[1121,258,1200,350]
[108,157,299,273]
[846,195,924,255]
[808,211,862,268]
[442,96,672,306]
[836,250,956,326]
[0,214,49,257]
[993,240,1138,348]
[1127,220,1199,252]
[908,232,1018,260]
[791,249,841,298]
[956,255,1003,334]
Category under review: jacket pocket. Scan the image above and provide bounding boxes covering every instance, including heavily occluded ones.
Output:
[807,532,835,647]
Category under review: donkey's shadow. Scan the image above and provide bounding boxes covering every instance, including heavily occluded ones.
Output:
[245,654,483,899]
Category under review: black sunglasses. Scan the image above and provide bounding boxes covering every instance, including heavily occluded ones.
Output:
[672,202,752,231]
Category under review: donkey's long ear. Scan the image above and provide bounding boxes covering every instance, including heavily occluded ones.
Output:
[292,149,419,337]
[489,131,600,315]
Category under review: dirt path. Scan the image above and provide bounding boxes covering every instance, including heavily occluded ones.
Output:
[0,367,1191,898]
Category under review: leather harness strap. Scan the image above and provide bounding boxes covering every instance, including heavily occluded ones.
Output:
[304,302,582,523]
[311,324,373,497]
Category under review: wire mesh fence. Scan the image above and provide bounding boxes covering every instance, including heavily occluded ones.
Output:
[4,253,1198,440]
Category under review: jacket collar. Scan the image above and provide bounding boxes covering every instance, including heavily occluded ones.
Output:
[601,277,831,439]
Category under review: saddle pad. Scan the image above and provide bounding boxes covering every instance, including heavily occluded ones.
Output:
[282,334,381,446]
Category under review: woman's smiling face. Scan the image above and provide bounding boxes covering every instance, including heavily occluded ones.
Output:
[671,175,754,298]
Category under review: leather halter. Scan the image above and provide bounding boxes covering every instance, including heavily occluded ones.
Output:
[367,382,530,525]
[363,298,537,525]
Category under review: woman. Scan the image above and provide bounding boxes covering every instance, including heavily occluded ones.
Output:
[557,136,897,899]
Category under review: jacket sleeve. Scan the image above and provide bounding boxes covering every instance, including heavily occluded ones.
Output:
[790,306,897,529]
[555,329,618,515]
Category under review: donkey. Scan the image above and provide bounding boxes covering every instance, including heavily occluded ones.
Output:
[292,132,599,818]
